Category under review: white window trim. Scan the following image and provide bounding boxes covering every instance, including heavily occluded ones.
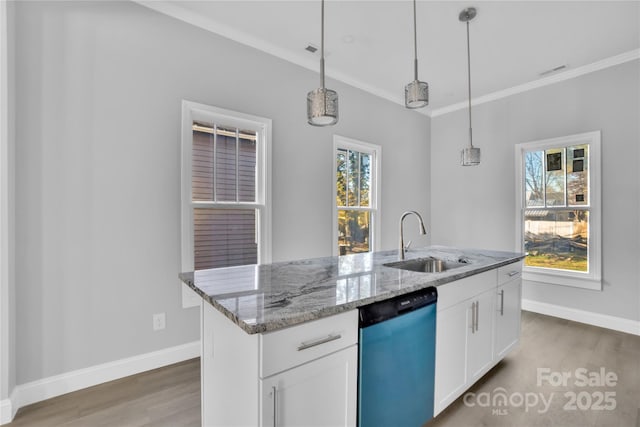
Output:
[515,131,601,290]
[180,101,272,306]
[332,135,381,256]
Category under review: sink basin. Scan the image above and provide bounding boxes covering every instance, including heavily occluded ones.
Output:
[384,257,466,273]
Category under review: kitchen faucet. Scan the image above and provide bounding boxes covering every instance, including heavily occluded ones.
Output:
[399,211,427,260]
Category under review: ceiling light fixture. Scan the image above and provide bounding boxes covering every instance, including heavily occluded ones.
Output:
[405,0,428,109]
[460,7,480,166]
[307,0,338,126]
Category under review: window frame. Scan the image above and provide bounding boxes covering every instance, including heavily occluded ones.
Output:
[332,135,381,256]
[515,131,601,290]
[181,100,272,275]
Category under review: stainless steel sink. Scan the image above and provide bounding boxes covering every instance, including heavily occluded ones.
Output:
[384,257,466,273]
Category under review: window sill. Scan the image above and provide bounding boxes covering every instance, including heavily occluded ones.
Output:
[523,270,602,291]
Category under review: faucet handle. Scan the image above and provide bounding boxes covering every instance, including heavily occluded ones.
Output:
[404,241,412,251]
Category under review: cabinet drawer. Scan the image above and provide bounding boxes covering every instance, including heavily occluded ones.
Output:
[497,261,523,286]
[437,269,496,311]
[260,310,358,378]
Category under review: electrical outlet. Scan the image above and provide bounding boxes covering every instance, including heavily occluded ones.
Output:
[153,313,166,331]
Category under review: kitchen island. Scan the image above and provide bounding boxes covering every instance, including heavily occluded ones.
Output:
[180,246,524,426]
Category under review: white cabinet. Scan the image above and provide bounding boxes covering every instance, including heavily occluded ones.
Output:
[466,288,495,383]
[495,263,523,359]
[259,310,358,427]
[434,300,468,410]
[201,304,357,427]
[434,261,522,416]
[261,346,357,427]
[434,269,496,414]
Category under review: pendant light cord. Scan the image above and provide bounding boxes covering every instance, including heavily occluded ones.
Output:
[320,0,325,89]
[413,0,418,81]
[466,20,473,148]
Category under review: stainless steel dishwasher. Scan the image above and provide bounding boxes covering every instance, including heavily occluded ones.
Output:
[358,286,437,427]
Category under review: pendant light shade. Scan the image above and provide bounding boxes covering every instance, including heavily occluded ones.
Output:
[307,0,338,126]
[307,87,338,126]
[405,0,428,108]
[460,7,480,166]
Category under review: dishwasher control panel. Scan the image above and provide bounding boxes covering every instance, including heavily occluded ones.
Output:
[359,286,437,328]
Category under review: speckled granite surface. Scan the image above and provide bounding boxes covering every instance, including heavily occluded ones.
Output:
[179,246,524,334]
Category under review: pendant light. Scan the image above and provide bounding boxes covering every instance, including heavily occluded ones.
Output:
[459,7,480,166]
[405,0,429,108]
[307,0,338,126]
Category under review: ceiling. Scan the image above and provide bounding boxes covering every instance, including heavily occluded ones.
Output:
[139,1,640,115]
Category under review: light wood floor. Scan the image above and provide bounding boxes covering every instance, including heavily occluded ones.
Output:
[6,358,201,427]
[7,311,640,427]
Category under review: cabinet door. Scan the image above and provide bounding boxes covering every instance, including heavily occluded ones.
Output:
[495,277,522,359]
[261,345,357,427]
[434,301,468,415]
[466,289,495,383]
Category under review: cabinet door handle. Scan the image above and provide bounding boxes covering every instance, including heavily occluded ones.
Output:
[470,302,476,333]
[475,300,480,332]
[508,271,519,277]
[297,333,341,351]
[271,386,277,427]
[499,289,505,316]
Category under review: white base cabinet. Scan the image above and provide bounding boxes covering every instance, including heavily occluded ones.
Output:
[261,345,357,427]
[495,270,523,359]
[201,304,358,427]
[434,261,522,416]
[466,288,496,383]
[433,299,468,409]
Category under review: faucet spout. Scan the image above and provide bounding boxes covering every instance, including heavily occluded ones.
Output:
[399,211,427,260]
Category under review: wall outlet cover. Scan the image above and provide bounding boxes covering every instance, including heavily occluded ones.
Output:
[153,313,166,331]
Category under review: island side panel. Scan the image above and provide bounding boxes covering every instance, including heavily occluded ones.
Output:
[202,302,260,426]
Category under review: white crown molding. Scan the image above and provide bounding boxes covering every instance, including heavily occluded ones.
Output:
[0,341,200,425]
[431,49,640,117]
[522,299,640,337]
[134,1,412,113]
[138,3,638,118]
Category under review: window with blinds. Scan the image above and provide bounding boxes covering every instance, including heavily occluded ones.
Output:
[191,124,259,270]
[181,101,271,275]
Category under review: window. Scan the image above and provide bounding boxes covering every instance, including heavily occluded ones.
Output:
[333,136,381,256]
[181,101,271,274]
[515,131,601,290]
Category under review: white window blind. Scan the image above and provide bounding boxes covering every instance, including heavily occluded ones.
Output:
[181,102,271,276]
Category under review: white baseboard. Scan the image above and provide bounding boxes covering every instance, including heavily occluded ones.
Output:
[1,341,200,425]
[0,399,12,425]
[522,299,640,336]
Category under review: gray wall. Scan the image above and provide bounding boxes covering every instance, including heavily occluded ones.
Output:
[13,1,430,384]
[1,0,16,402]
[431,60,640,322]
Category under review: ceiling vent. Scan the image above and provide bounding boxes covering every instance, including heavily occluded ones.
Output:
[305,44,318,53]
[539,64,568,77]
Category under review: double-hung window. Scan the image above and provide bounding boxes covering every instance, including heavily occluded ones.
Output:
[515,131,601,290]
[333,135,381,256]
[181,101,272,275]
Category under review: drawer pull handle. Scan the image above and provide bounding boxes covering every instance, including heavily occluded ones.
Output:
[297,334,342,351]
[507,271,520,277]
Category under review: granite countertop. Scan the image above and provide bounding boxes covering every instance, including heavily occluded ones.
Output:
[179,245,524,334]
